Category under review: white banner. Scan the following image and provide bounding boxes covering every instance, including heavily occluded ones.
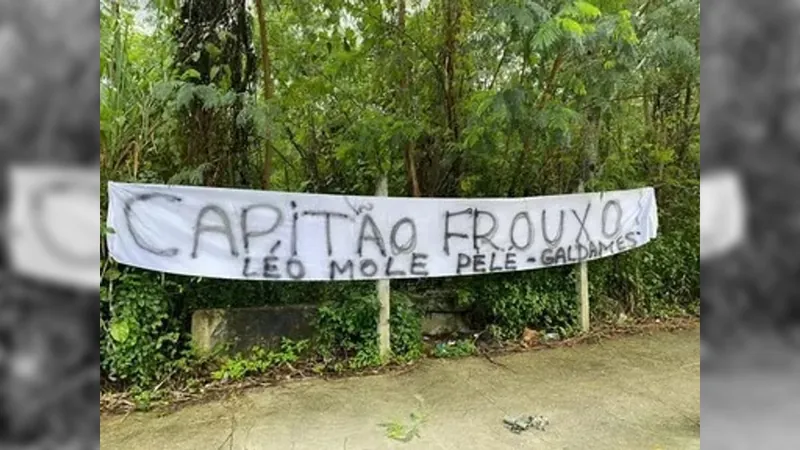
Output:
[106,182,658,281]
[8,166,100,289]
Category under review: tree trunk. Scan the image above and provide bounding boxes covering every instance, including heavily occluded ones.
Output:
[230,0,252,187]
[398,0,421,197]
[643,78,650,130]
[585,111,600,181]
[442,0,460,144]
[254,0,274,189]
[507,130,532,197]
[434,0,462,195]
[507,52,565,197]
[679,79,693,160]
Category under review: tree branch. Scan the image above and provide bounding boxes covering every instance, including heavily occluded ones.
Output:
[284,126,307,160]
[488,37,512,90]
[535,50,565,110]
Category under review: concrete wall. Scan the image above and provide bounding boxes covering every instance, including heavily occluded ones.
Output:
[191,304,471,355]
[191,304,318,354]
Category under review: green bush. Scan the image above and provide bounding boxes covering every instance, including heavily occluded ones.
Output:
[314,289,423,366]
[179,278,353,310]
[589,230,699,318]
[460,269,578,340]
[390,295,425,361]
[100,269,183,388]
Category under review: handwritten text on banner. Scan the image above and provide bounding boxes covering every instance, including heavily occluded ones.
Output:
[106,182,659,281]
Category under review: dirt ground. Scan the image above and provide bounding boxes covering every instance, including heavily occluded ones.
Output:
[101,328,700,449]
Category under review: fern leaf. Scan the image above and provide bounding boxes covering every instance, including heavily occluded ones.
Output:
[575,1,601,19]
[526,0,552,20]
[532,20,561,51]
[559,18,584,37]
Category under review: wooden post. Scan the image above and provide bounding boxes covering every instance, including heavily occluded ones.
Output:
[577,180,590,332]
[376,174,391,360]
[576,109,599,333]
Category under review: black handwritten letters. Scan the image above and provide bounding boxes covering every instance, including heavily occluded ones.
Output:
[357,214,388,257]
[192,205,239,259]
[509,212,533,250]
[539,232,639,267]
[302,210,349,255]
[390,218,418,254]
[123,193,182,257]
[456,252,517,275]
[327,253,429,280]
[110,185,656,281]
[601,200,623,238]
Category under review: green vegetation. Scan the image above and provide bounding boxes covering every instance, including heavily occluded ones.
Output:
[433,339,478,358]
[212,339,310,381]
[100,0,699,395]
[315,290,424,367]
[380,411,427,442]
[380,395,428,442]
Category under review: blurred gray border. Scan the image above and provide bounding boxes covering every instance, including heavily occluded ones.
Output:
[701,0,800,448]
[0,0,99,447]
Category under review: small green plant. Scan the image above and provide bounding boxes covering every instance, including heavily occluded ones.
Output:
[211,339,309,381]
[433,339,477,358]
[379,395,427,442]
[212,357,251,381]
[133,391,152,411]
[347,346,383,370]
[381,413,425,442]
[130,386,163,411]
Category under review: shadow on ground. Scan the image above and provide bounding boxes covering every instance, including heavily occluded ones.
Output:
[101,328,700,450]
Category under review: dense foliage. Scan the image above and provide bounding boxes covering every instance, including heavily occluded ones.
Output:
[100,0,699,389]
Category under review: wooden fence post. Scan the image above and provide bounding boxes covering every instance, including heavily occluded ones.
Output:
[577,180,590,332]
[576,110,599,333]
[376,174,391,359]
